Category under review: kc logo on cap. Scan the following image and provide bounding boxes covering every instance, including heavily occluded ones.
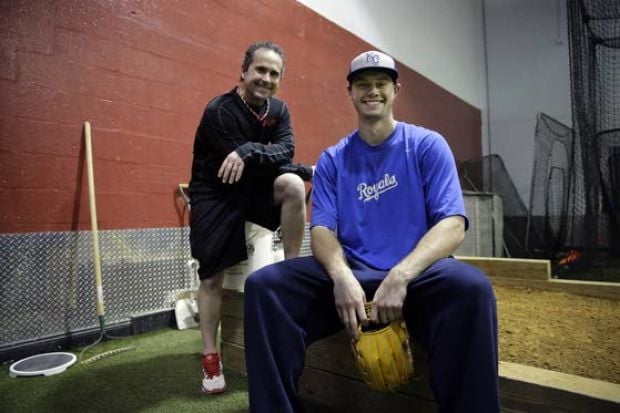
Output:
[367,52,381,64]
[347,50,398,82]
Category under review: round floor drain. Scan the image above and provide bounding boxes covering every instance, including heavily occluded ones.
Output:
[9,352,77,377]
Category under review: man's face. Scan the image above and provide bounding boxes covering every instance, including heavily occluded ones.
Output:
[348,72,399,121]
[240,48,283,106]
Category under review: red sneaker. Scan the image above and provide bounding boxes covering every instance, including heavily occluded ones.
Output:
[201,353,226,394]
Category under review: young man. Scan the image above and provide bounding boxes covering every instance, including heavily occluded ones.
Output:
[189,41,312,394]
[244,51,500,412]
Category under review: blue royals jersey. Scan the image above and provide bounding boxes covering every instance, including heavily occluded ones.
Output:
[310,122,468,271]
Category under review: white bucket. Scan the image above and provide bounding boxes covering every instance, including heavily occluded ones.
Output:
[223,222,283,291]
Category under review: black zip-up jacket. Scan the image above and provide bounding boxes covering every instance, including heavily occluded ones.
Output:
[190,88,312,193]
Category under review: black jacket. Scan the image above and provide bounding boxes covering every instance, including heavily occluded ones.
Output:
[190,88,312,192]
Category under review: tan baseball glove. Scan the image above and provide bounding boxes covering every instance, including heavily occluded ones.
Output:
[351,302,414,392]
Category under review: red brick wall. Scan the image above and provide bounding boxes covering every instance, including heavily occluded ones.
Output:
[0,0,481,233]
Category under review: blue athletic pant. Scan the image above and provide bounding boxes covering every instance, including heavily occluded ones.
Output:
[244,256,500,413]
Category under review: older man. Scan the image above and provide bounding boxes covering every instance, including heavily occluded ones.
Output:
[189,40,311,394]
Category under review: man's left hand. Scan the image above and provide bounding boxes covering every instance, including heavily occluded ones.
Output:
[371,269,409,325]
[218,150,245,184]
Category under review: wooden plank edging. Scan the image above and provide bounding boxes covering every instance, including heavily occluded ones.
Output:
[456,256,550,280]
[458,256,620,301]
[499,361,620,404]
[489,276,620,301]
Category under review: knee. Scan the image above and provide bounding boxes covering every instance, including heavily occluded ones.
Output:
[443,261,495,305]
[244,263,283,296]
[463,265,492,293]
[274,174,305,204]
[200,272,224,293]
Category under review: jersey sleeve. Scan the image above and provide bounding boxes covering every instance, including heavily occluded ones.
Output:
[419,133,469,230]
[310,151,338,231]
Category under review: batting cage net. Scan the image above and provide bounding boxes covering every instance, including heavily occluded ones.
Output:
[567,0,620,257]
[526,113,574,259]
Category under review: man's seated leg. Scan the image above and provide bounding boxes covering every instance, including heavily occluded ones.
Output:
[273,173,306,259]
[244,256,342,413]
[404,258,500,412]
[198,271,226,394]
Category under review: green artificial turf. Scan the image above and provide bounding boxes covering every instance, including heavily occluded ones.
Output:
[0,328,249,413]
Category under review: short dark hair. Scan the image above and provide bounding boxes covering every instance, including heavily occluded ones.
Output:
[241,41,286,74]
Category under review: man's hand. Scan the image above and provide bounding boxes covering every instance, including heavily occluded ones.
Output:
[218,150,245,184]
[371,268,409,325]
[332,272,368,339]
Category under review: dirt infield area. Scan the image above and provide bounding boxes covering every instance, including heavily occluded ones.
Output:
[495,284,620,384]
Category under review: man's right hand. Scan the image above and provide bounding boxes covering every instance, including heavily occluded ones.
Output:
[218,150,245,184]
[332,272,367,339]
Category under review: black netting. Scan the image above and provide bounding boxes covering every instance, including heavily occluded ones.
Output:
[596,131,620,245]
[568,0,620,255]
[460,1,619,275]
[459,155,529,257]
[526,113,573,258]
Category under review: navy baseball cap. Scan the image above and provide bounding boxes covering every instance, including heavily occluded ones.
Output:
[347,51,398,82]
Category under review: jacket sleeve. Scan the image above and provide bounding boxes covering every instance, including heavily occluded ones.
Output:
[277,163,314,182]
[234,102,295,166]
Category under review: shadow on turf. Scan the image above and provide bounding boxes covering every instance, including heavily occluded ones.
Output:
[39,353,249,412]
